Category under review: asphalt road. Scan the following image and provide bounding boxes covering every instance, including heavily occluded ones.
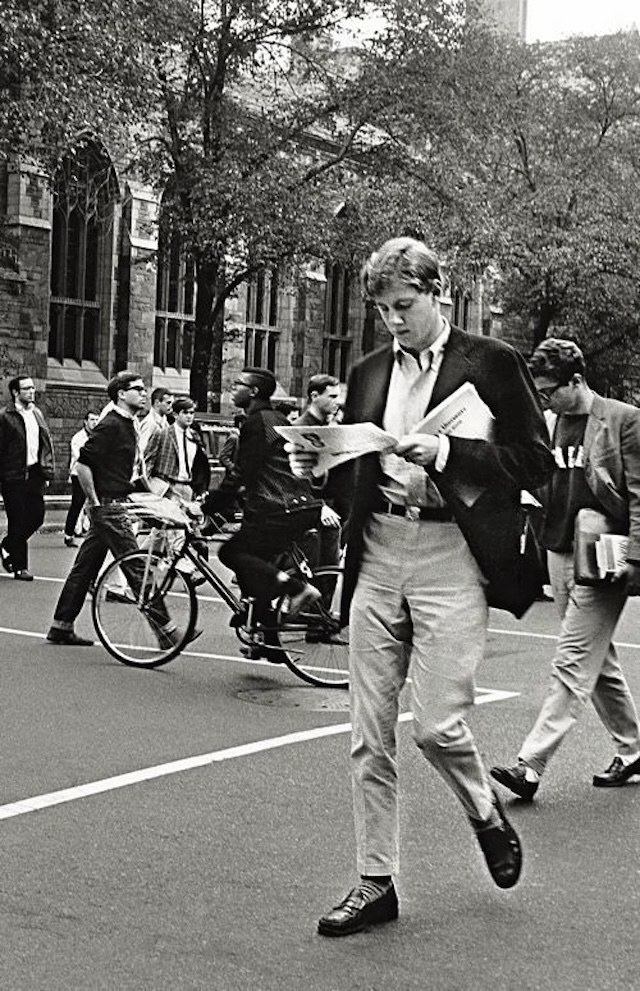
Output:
[1,533,639,990]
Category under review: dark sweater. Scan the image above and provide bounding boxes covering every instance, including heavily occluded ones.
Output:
[77,410,137,499]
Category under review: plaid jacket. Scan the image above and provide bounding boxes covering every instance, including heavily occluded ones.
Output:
[144,425,210,496]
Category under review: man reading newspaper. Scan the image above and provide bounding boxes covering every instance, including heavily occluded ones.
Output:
[287,237,553,937]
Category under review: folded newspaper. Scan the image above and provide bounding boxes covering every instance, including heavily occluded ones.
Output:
[595,534,628,579]
[276,382,494,498]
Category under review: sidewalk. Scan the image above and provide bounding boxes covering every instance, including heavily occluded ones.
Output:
[0,495,70,535]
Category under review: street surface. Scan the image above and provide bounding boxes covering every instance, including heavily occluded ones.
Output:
[1,532,639,990]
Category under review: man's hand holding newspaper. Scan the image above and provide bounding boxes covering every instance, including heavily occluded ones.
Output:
[281,382,495,504]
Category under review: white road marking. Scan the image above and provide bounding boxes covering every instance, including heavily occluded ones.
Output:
[0,687,517,823]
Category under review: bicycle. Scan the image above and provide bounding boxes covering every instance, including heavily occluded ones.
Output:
[91,493,349,689]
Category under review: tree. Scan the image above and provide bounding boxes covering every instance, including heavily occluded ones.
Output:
[130,0,467,408]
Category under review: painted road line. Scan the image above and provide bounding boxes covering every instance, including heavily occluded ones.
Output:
[0,688,517,823]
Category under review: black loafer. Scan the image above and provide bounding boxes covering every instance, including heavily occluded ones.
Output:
[317,881,398,937]
[46,629,94,646]
[593,754,640,787]
[14,569,34,581]
[473,795,522,889]
[490,762,538,802]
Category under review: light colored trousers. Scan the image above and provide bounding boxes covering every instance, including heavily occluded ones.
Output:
[349,513,494,877]
[519,550,640,775]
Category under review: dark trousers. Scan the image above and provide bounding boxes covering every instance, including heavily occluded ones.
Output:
[218,509,319,619]
[1,470,46,571]
[64,477,86,538]
[51,504,167,631]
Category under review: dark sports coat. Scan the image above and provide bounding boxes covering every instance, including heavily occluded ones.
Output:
[333,326,555,620]
[0,404,55,484]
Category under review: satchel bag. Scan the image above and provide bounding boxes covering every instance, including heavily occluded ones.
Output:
[574,508,626,586]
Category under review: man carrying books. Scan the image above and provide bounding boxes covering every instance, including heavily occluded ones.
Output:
[287,237,554,936]
[492,338,640,803]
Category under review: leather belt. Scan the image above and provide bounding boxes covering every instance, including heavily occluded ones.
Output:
[373,500,453,522]
[99,496,128,505]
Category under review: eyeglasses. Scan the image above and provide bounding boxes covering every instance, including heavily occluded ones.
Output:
[232,380,252,388]
[536,382,564,404]
[127,384,147,393]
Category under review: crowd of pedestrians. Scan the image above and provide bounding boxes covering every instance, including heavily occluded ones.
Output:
[2,236,640,940]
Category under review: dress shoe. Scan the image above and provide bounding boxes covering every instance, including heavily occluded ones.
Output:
[473,795,522,889]
[64,536,78,547]
[14,569,34,581]
[46,628,94,646]
[317,880,398,937]
[490,761,539,802]
[593,754,640,788]
[0,541,13,573]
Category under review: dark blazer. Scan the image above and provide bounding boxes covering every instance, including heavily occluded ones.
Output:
[545,395,640,561]
[334,327,554,620]
[0,404,55,484]
[145,425,210,496]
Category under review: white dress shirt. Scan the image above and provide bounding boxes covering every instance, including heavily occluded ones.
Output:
[380,321,450,507]
[16,403,40,467]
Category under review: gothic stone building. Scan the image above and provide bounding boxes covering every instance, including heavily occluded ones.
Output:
[0,144,502,492]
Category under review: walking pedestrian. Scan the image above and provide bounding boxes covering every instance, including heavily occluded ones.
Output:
[297,375,343,566]
[46,371,174,648]
[287,237,554,935]
[63,410,99,547]
[491,338,640,801]
[0,375,55,581]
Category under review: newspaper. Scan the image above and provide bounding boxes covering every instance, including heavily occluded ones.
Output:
[595,534,628,579]
[275,422,397,477]
[413,381,494,440]
[276,382,494,495]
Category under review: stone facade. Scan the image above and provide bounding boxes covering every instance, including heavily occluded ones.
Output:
[1,149,508,494]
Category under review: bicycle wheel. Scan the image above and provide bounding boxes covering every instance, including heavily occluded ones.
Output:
[270,566,349,689]
[92,550,197,668]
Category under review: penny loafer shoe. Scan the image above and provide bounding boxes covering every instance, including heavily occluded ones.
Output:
[474,796,523,889]
[490,762,538,802]
[14,569,34,581]
[593,754,640,787]
[317,881,398,937]
[46,629,94,646]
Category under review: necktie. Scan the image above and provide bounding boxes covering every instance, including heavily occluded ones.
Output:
[183,430,190,480]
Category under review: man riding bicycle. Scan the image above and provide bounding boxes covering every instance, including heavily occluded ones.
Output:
[218,367,323,622]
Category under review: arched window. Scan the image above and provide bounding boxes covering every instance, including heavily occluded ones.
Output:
[154,227,196,372]
[49,139,118,369]
[323,262,352,381]
[245,268,279,371]
[452,287,470,331]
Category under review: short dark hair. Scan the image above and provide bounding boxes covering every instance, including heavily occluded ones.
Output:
[8,375,32,398]
[172,396,196,415]
[307,374,339,399]
[151,387,172,405]
[529,338,586,383]
[107,371,144,403]
[84,409,99,420]
[242,366,277,399]
[361,237,443,300]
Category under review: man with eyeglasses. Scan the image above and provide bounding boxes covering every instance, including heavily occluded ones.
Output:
[492,338,640,801]
[47,371,174,647]
[0,375,55,580]
[218,367,324,623]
